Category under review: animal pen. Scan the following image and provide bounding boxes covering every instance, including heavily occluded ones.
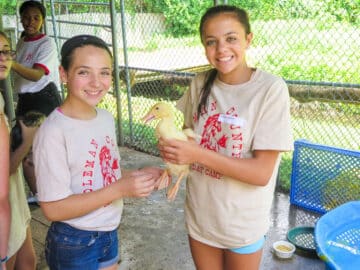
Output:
[1,1,360,269]
[0,0,359,194]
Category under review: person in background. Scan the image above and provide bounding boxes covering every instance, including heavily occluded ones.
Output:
[158,5,293,270]
[11,0,62,204]
[33,34,163,270]
[0,31,37,270]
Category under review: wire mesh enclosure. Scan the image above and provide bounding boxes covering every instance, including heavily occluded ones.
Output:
[290,139,360,214]
[1,0,359,191]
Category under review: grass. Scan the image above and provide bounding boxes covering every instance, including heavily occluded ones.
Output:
[124,19,359,84]
[250,19,360,83]
[127,34,200,52]
[292,117,360,149]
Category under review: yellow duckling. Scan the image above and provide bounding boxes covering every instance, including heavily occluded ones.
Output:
[142,102,198,201]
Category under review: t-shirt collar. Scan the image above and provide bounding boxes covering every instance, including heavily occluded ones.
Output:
[24,33,46,42]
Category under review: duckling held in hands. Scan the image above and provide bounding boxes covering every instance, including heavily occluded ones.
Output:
[142,102,199,201]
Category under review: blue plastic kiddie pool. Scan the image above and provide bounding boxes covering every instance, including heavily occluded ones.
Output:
[315,201,360,270]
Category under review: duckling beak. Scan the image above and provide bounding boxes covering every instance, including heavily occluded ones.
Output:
[142,113,155,124]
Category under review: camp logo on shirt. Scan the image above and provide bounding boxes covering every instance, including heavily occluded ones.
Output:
[24,52,33,62]
[99,144,119,187]
[200,107,245,158]
[82,136,119,193]
[192,105,245,180]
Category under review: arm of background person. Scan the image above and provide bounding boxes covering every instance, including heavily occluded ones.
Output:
[11,61,45,82]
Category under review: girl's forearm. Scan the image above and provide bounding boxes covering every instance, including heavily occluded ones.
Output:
[194,147,279,186]
[39,172,156,221]
[11,61,44,81]
[39,184,121,221]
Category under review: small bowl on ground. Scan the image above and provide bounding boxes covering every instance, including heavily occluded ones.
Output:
[287,226,317,258]
[273,240,296,259]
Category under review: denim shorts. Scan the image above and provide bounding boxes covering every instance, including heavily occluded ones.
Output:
[229,236,265,254]
[45,222,119,270]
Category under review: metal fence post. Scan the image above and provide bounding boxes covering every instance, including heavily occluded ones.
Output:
[119,0,134,145]
[110,0,123,146]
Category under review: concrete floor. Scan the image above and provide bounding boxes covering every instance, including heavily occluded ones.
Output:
[30,147,326,270]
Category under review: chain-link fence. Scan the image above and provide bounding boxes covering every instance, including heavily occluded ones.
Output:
[2,0,359,192]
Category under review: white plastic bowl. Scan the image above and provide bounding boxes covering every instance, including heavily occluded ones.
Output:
[273,240,296,259]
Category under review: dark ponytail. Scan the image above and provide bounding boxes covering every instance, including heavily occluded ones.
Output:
[196,68,217,120]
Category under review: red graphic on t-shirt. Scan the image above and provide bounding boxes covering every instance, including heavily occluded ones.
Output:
[99,146,119,187]
[200,113,228,152]
[25,53,33,62]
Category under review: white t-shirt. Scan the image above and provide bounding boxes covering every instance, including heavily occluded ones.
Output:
[33,108,123,231]
[177,69,293,248]
[13,34,60,93]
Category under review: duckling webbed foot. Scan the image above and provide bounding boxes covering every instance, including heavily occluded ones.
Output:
[166,172,186,202]
[155,170,171,190]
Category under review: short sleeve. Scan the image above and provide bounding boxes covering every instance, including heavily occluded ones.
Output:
[33,119,73,202]
[33,38,57,75]
[253,79,293,151]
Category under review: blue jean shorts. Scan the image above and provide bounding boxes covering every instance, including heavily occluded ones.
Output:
[45,222,119,270]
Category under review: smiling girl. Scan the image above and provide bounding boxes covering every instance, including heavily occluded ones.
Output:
[33,35,162,270]
[158,5,293,270]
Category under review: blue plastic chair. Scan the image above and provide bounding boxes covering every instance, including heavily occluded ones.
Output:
[315,201,360,270]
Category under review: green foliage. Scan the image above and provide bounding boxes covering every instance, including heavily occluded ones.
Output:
[2,0,358,37]
[161,0,211,37]
[250,18,360,83]
[0,0,16,15]
[229,0,359,25]
[146,34,200,50]
[278,152,293,193]
[322,168,360,211]
[137,0,357,39]
[53,0,113,14]
[336,103,360,117]
[323,0,360,25]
